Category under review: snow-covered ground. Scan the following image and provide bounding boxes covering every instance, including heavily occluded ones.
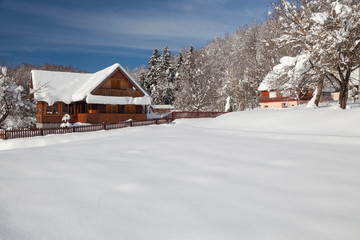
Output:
[1,104,360,240]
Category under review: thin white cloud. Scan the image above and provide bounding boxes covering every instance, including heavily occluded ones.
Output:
[1,0,265,52]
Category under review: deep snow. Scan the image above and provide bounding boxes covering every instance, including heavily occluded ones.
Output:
[1,104,360,240]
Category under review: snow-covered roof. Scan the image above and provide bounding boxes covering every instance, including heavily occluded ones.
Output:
[258,54,311,92]
[150,105,175,110]
[32,63,151,105]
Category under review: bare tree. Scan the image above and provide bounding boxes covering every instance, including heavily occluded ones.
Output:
[272,0,360,109]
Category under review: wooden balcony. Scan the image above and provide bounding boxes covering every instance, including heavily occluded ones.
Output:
[93,88,143,97]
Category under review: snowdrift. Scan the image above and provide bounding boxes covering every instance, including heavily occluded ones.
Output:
[0,104,360,240]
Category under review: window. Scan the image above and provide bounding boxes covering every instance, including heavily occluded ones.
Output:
[53,104,59,114]
[69,104,74,115]
[78,103,86,113]
[269,91,277,98]
[46,104,52,114]
[63,104,68,114]
[63,104,75,115]
[89,104,98,113]
[46,103,59,115]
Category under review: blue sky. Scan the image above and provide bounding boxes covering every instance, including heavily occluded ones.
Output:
[0,0,270,72]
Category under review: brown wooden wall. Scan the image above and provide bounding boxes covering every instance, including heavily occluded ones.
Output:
[37,102,147,124]
[36,102,78,123]
[92,70,143,97]
[78,113,147,124]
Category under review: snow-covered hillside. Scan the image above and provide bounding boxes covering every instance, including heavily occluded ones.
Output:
[1,104,360,240]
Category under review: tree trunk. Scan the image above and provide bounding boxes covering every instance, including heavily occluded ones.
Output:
[339,85,349,109]
[338,69,351,109]
[314,76,324,107]
[339,74,350,109]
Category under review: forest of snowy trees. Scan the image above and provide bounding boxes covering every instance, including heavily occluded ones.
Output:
[131,0,360,111]
[1,0,359,129]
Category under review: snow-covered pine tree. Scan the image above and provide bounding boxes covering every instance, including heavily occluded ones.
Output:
[0,66,35,129]
[174,53,183,90]
[158,46,175,105]
[145,49,161,103]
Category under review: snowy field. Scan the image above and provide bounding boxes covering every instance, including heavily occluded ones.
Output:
[1,104,360,240]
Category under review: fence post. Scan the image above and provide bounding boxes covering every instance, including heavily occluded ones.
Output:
[103,122,107,130]
[130,121,133,127]
[4,130,7,140]
[172,111,176,121]
[156,119,159,125]
[40,128,44,136]
[73,126,76,133]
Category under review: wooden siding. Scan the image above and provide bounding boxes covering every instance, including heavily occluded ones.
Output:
[78,113,147,124]
[92,70,143,97]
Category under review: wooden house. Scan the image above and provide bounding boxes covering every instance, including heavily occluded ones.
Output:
[259,90,313,109]
[31,63,151,128]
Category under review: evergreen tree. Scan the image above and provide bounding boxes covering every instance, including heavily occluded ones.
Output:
[158,46,175,105]
[145,49,161,103]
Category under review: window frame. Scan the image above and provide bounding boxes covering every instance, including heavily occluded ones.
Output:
[62,103,75,115]
[269,91,277,99]
[46,103,60,115]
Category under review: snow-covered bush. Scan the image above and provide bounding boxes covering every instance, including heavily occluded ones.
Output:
[60,114,72,128]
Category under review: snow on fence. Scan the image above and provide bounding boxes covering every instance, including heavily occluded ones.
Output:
[0,118,170,141]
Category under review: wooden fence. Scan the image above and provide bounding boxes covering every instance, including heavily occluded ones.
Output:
[171,111,226,120]
[0,112,226,141]
[0,118,170,141]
